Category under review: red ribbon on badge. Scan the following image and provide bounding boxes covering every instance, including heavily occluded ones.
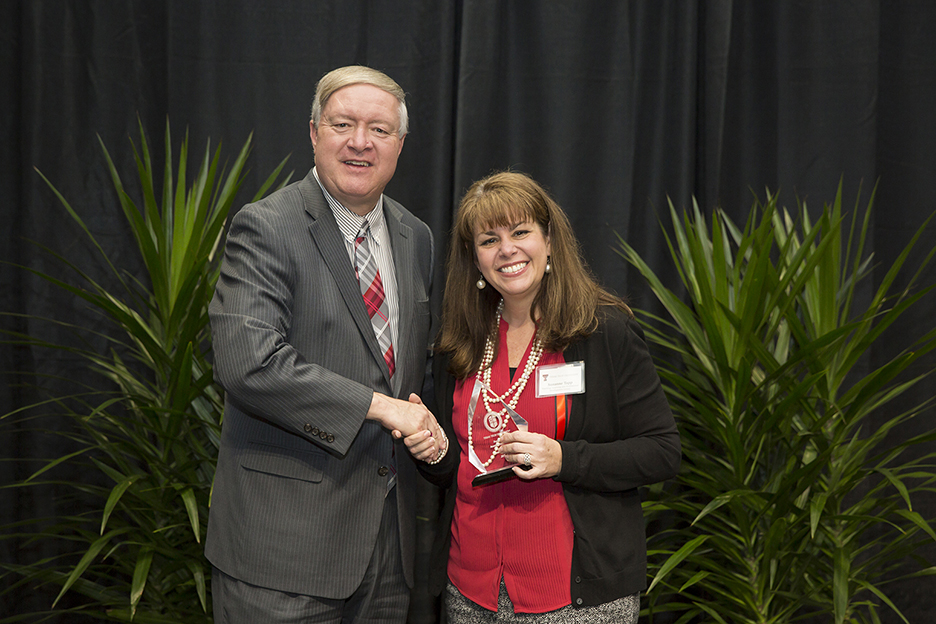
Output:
[556,394,567,440]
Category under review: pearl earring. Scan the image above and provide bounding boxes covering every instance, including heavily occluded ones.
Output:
[545,259,552,274]
[476,276,487,289]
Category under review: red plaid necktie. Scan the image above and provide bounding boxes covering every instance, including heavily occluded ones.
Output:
[354,225,395,377]
[355,224,397,492]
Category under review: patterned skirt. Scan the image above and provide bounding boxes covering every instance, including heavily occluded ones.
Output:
[445,580,639,624]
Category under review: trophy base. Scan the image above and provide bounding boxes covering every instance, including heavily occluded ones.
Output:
[471,463,531,487]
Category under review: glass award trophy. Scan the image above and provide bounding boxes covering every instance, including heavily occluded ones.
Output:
[468,378,531,486]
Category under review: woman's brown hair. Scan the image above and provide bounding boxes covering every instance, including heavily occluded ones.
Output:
[436,171,632,379]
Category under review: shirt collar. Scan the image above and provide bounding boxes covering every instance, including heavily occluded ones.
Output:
[313,166,386,244]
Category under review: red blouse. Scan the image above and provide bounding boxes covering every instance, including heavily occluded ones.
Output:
[447,318,574,613]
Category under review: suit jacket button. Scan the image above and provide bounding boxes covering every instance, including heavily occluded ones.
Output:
[327,434,335,443]
[319,431,328,440]
[576,598,583,606]
[303,423,312,432]
[378,466,390,477]
[575,576,581,583]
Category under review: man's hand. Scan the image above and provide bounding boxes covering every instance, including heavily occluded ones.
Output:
[368,392,443,461]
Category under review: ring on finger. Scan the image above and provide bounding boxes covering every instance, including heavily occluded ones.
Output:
[523,453,532,467]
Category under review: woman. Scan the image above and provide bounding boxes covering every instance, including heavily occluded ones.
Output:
[409,171,680,622]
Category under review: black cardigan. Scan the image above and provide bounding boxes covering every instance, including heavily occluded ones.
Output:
[418,307,681,607]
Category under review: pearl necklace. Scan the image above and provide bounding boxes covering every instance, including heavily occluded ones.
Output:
[468,301,544,467]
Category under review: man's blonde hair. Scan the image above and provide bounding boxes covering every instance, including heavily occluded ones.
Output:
[310,65,408,136]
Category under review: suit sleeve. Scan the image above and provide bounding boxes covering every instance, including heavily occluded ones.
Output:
[555,312,681,492]
[209,200,373,456]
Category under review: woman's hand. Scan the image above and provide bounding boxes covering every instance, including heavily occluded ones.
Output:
[499,431,562,479]
[396,428,439,462]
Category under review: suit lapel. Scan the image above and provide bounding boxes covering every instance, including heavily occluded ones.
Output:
[385,201,414,396]
[300,174,392,389]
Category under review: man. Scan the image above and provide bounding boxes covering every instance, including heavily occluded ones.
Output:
[206,65,445,623]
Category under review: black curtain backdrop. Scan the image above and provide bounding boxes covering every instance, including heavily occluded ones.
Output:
[2,1,934,622]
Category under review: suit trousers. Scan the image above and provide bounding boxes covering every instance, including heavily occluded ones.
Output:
[212,493,409,623]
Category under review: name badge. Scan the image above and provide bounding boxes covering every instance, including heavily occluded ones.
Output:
[535,361,585,398]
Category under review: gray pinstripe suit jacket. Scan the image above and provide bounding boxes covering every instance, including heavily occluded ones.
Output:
[205,168,433,598]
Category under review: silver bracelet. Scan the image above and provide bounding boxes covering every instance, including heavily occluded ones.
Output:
[426,429,449,465]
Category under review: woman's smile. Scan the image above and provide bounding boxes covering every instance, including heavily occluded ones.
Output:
[474,221,550,307]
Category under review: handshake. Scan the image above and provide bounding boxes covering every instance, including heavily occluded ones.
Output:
[367,392,448,465]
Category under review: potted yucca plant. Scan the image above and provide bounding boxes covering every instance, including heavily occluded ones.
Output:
[618,184,936,624]
[1,120,290,622]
